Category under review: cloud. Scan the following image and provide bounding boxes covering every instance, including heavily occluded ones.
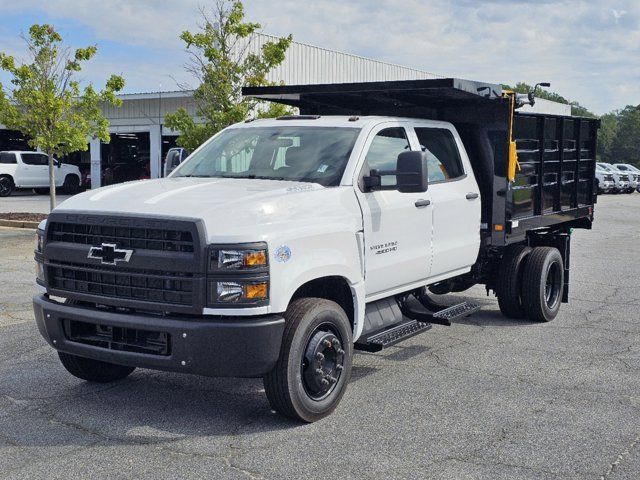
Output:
[0,0,637,113]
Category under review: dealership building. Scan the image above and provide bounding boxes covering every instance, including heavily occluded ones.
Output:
[0,34,569,188]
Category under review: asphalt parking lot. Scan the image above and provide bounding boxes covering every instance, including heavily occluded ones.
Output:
[0,194,638,480]
[0,190,73,214]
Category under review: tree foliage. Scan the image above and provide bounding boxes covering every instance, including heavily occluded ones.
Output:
[0,24,124,209]
[608,106,640,166]
[165,1,292,150]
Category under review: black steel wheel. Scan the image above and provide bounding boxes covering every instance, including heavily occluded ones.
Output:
[496,244,531,319]
[263,298,352,422]
[0,175,14,197]
[521,247,564,322]
[58,352,135,383]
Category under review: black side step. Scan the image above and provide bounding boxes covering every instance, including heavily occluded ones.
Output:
[354,320,432,353]
[401,299,482,326]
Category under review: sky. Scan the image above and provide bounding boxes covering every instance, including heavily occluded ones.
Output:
[0,0,638,115]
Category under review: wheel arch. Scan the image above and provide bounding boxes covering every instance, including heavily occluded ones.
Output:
[287,275,365,339]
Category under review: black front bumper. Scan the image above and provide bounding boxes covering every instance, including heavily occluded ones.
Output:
[33,294,285,378]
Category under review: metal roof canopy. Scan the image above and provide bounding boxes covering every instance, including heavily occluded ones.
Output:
[243,78,506,120]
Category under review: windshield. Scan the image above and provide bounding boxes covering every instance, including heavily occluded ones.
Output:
[172,126,360,187]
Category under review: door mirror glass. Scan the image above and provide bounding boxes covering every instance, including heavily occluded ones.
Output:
[396,151,428,193]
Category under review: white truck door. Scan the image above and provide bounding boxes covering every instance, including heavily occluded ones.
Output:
[20,152,49,187]
[355,124,434,297]
[413,126,481,278]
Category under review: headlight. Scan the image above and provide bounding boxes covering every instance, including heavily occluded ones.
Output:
[213,280,269,304]
[209,243,268,272]
[35,260,45,282]
[35,230,43,253]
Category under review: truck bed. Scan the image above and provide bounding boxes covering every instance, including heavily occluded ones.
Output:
[244,78,598,247]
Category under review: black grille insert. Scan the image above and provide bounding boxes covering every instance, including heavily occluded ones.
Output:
[48,222,194,253]
[63,319,170,356]
[49,262,194,306]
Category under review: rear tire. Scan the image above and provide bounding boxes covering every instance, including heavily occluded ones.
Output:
[521,247,564,322]
[0,175,14,197]
[58,352,135,382]
[496,245,531,318]
[62,174,80,194]
[263,298,353,422]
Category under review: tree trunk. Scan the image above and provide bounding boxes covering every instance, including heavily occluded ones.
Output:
[47,151,56,212]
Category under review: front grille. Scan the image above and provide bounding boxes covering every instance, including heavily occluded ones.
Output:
[63,319,170,356]
[620,174,629,181]
[48,222,194,253]
[49,261,194,306]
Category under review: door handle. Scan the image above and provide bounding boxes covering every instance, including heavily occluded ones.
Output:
[415,199,431,208]
[466,192,479,200]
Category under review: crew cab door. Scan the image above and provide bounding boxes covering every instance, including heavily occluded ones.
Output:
[19,152,50,187]
[412,126,481,278]
[355,123,433,297]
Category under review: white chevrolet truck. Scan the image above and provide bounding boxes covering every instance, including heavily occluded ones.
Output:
[33,79,599,422]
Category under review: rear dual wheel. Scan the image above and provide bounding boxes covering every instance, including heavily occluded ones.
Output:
[497,245,564,322]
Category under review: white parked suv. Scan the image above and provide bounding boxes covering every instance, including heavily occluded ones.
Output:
[0,151,81,197]
[31,79,599,422]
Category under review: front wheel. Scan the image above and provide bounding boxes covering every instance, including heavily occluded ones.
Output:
[521,247,564,322]
[58,352,135,382]
[263,298,353,422]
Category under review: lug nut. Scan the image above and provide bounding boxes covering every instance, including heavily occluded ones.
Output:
[316,352,324,361]
[321,378,329,386]
[328,376,338,384]
[337,348,345,355]
[332,338,340,347]
[336,364,343,371]
[315,368,324,376]
[323,339,332,348]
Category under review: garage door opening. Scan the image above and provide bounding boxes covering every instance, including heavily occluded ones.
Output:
[100,132,150,186]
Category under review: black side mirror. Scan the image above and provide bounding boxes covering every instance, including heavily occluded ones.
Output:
[362,151,428,193]
[396,151,428,193]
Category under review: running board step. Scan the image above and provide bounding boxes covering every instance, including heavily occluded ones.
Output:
[402,300,482,326]
[354,320,432,353]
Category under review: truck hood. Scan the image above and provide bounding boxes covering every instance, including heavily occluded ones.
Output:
[54,177,361,242]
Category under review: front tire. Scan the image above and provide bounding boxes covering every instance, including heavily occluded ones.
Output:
[496,244,531,318]
[521,247,564,322]
[58,352,135,382]
[263,298,353,422]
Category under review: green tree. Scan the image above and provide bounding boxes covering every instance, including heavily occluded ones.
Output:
[165,1,292,150]
[610,106,640,166]
[597,112,619,162]
[502,82,596,118]
[0,24,124,210]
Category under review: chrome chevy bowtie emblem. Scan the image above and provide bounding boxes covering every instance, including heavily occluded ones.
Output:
[88,243,133,265]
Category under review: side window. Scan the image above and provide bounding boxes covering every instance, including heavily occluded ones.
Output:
[364,127,409,186]
[414,128,464,183]
[21,153,48,166]
[0,152,17,164]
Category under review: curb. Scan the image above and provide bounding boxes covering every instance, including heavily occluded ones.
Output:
[0,219,40,229]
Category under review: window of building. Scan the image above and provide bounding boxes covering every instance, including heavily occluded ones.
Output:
[414,128,464,183]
